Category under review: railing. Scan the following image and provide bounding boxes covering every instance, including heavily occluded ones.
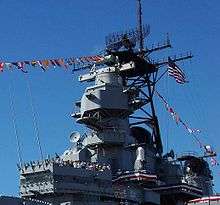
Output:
[178,151,200,158]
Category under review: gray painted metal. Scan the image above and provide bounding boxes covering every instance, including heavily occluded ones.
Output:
[0,196,51,205]
[16,64,213,205]
[0,6,215,203]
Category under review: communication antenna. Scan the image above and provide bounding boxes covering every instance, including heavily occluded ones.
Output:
[105,24,150,52]
[137,0,144,52]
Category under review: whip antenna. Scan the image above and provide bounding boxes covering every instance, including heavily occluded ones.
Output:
[137,0,144,52]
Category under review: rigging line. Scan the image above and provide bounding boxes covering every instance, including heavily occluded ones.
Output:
[179,62,204,131]
[182,81,209,147]
[8,75,23,166]
[190,132,203,149]
[154,68,168,84]
[188,60,204,112]
[156,89,205,150]
[184,87,199,119]
[166,75,170,152]
[187,68,209,142]
[184,90,204,143]
[164,74,169,152]
[181,65,202,124]
[24,74,44,162]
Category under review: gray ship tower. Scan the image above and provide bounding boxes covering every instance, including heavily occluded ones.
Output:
[16,49,213,205]
[0,0,217,205]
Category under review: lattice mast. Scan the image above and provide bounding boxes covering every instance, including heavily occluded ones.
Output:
[136,0,163,155]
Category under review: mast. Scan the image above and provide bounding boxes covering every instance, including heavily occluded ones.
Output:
[136,0,163,154]
[137,0,144,52]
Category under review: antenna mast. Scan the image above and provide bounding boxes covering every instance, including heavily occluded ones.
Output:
[137,0,144,52]
[136,0,163,155]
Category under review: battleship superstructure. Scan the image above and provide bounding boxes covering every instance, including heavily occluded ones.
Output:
[0,1,218,205]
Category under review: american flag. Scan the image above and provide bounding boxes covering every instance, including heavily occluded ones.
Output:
[167,57,188,84]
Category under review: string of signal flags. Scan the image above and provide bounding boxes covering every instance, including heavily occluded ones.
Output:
[0,53,188,87]
[0,55,105,73]
[155,90,219,166]
[0,53,186,79]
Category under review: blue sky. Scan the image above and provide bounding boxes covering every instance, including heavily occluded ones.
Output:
[0,0,220,196]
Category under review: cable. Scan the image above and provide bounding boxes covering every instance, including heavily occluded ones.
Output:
[164,75,170,152]
[25,74,44,161]
[8,74,23,166]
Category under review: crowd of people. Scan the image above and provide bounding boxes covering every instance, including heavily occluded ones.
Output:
[57,160,111,172]
[20,158,111,173]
